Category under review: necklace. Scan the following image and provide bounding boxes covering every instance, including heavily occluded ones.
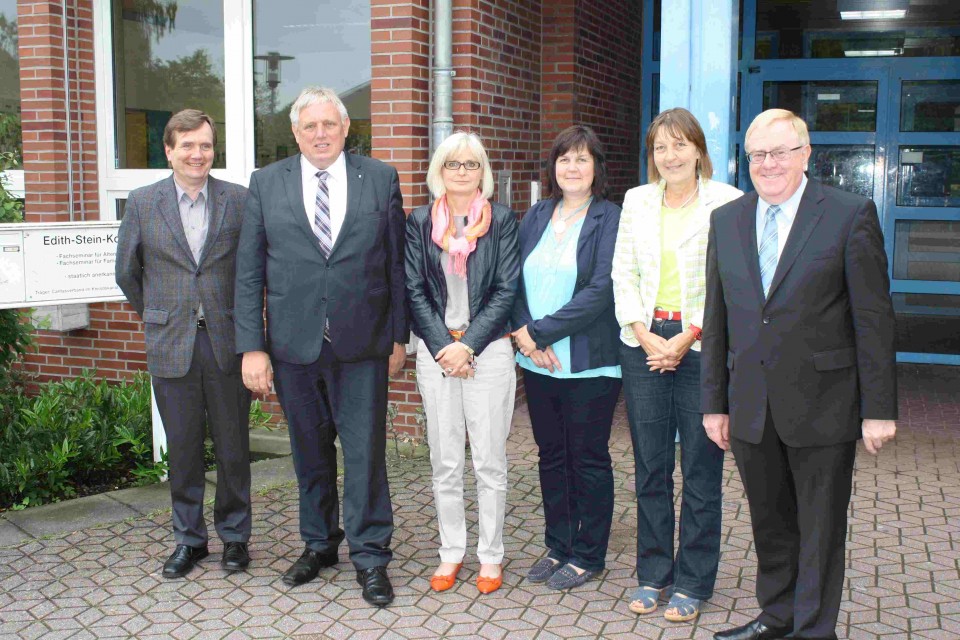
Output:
[663,184,699,209]
[553,196,593,234]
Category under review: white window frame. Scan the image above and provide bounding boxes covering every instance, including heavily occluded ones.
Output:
[93,0,257,220]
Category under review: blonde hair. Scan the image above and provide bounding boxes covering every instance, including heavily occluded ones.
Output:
[426,131,495,200]
[289,86,349,127]
[745,108,810,148]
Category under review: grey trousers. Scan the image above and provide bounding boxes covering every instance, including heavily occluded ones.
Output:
[152,328,252,547]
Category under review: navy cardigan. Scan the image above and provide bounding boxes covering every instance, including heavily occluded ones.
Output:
[511,197,622,373]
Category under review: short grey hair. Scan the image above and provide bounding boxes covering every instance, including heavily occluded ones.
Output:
[289,86,349,128]
[426,132,495,200]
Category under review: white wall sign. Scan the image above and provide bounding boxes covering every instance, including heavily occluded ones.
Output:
[0,222,125,310]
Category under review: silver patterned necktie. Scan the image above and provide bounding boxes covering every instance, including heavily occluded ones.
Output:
[314,170,333,258]
[314,170,333,342]
[759,204,781,298]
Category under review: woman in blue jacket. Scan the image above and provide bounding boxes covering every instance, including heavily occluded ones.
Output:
[512,125,622,591]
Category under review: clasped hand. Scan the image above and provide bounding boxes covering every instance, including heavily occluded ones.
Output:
[633,322,695,372]
[512,325,562,373]
[436,342,475,379]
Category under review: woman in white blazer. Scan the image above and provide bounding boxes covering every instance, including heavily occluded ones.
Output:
[612,108,742,623]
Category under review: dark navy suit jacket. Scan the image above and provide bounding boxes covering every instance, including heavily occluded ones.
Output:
[512,197,621,373]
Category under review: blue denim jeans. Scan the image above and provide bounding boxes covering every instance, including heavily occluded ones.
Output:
[620,320,724,600]
[524,369,621,572]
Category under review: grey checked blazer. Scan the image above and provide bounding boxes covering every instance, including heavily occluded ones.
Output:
[116,175,248,378]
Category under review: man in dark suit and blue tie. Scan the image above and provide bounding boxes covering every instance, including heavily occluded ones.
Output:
[701,109,898,640]
[234,86,408,607]
[116,110,253,579]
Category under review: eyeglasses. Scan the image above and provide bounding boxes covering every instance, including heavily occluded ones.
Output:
[443,160,482,171]
[745,145,806,165]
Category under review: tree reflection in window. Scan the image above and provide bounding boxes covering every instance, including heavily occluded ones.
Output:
[112,0,226,169]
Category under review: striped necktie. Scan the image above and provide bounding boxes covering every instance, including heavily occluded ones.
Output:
[314,170,333,258]
[759,204,781,299]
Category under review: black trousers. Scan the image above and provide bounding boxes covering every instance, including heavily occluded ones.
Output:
[730,407,856,640]
[152,328,252,547]
[272,346,393,570]
[524,369,621,572]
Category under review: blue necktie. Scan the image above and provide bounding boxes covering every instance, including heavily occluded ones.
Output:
[314,170,333,258]
[759,205,780,298]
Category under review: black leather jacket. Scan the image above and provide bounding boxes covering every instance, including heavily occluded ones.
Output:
[405,201,520,358]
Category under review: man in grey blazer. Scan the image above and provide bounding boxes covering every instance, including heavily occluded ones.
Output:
[116,110,252,579]
[235,86,408,606]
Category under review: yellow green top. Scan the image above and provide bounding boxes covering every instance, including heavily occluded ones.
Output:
[655,198,700,311]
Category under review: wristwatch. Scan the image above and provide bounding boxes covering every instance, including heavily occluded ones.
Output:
[688,323,703,341]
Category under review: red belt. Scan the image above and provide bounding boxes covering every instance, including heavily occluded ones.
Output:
[653,309,682,321]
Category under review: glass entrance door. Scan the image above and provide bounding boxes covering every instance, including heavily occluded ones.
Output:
[742,57,960,364]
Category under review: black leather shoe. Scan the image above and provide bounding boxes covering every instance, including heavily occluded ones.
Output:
[221,542,250,572]
[281,548,338,586]
[714,619,792,640]
[356,566,394,607]
[162,544,209,579]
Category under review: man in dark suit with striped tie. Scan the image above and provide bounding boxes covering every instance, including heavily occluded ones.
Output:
[234,86,408,607]
[701,109,897,640]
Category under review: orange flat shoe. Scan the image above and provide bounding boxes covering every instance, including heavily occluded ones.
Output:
[429,563,462,592]
[476,570,503,594]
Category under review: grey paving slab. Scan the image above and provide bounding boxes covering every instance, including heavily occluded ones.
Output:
[248,431,292,457]
[106,482,171,516]
[0,517,28,547]
[2,494,138,540]
[0,363,956,639]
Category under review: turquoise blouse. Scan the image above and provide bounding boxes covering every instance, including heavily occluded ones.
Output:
[515,218,622,380]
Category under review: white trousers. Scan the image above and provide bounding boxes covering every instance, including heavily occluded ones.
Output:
[416,336,516,564]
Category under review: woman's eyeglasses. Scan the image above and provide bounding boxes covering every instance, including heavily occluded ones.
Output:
[443,160,482,171]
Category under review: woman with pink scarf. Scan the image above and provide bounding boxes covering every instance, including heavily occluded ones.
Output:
[405,131,520,595]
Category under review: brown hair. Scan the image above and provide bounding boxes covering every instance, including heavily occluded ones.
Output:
[645,108,713,183]
[546,125,608,199]
[163,109,217,149]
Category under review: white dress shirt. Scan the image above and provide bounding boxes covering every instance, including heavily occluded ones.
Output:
[756,174,808,260]
[301,152,348,246]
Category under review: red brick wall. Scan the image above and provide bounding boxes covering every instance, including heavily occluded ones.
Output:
[575,0,643,204]
[451,0,542,210]
[16,0,644,438]
[540,0,643,205]
[17,1,147,387]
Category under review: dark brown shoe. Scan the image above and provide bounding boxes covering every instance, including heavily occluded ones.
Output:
[281,548,338,586]
[162,544,209,579]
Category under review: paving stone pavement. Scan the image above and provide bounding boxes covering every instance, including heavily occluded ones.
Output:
[0,364,957,639]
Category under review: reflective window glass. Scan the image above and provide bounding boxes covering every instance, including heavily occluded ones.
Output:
[901,81,960,133]
[898,147,960,207]
[0,0,20,166]
[651,73,660,120]
[652,0,661,62]
[893,293,960,355]
[112,0,226,169]
[810,145,875,198]
[763,81,878,132]
[894,220,960,282]
[253,0,371,168]
[756,0,960,59]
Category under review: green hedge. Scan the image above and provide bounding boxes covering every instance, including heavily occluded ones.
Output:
[0,371,271,510]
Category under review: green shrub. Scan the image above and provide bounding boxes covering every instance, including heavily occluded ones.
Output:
[0,371,160,509]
